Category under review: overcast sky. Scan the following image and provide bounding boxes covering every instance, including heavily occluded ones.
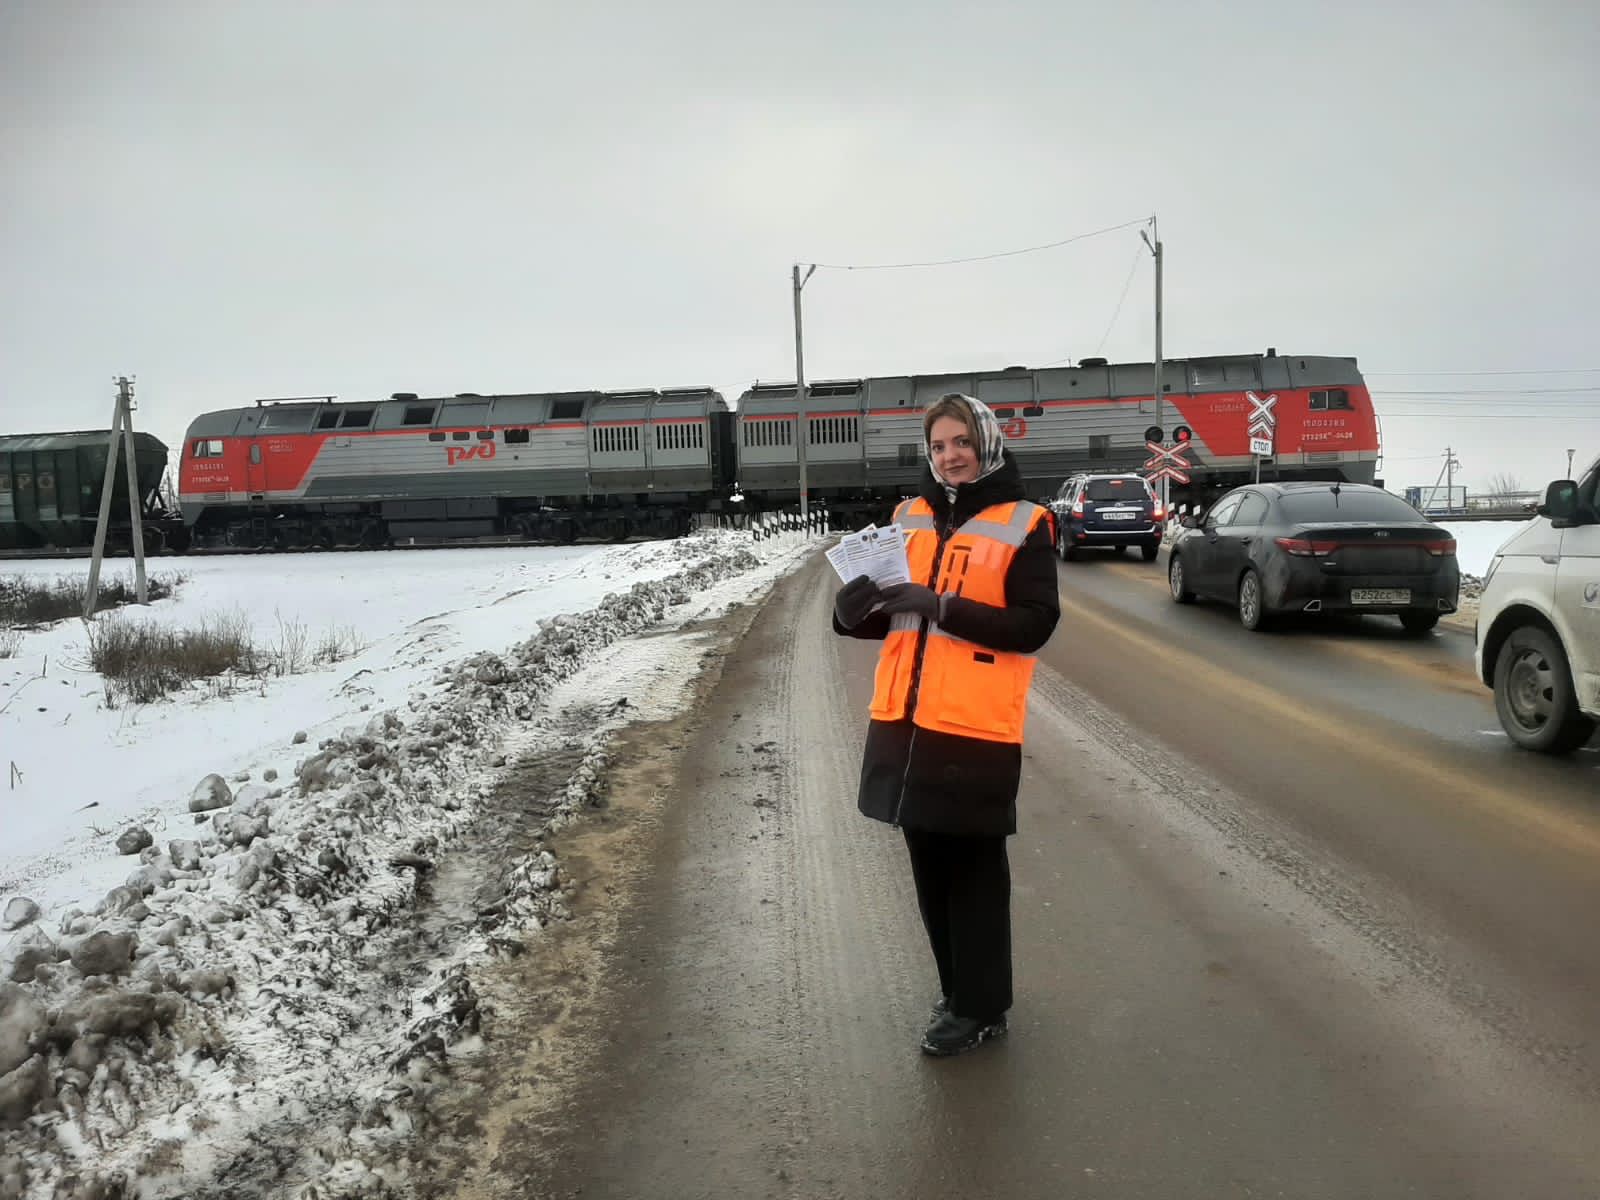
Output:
[3,0,1597,493]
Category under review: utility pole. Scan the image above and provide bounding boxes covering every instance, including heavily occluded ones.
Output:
[1139,218,1165,508]
[84,377,149,618]
[1567,448,1576,479]
[792,264,816,525]
[1446,446,1459,514]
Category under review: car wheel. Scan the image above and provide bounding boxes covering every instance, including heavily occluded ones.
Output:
[1168,554,1195,604]
[1399,611,1439,635]
[1238,568,1271,631]
[1493,625,1597,754]
[1056,525,1070,561]
[1140,543,1159,562]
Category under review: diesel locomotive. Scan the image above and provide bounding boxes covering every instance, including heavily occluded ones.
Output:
[0,351,1380,553]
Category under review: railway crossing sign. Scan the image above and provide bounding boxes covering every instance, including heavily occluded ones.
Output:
[1143,439,1192,486]
[1246,391,1278,439]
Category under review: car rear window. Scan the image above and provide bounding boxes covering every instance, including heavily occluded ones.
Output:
[1278,489,1423,523]
[1085,479,1147,502]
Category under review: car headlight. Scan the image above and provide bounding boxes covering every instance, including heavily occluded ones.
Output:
[1482,554,1502,589]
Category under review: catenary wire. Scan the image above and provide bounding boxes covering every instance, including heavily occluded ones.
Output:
[806,216,1151,271]
[1094,248,1145,357]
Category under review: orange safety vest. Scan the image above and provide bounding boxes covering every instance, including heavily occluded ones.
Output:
[869,496,1050,743]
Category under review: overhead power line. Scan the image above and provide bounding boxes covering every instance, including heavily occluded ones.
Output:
[1372,387,1600,396]
[1382,411,1600,420]
[807,216,1151,272]
[1367,368,1600,377]
[1094,248,1145,357]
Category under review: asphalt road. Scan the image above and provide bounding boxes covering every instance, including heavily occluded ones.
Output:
[442,549,1600,1200]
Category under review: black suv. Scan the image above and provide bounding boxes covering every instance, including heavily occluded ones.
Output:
[1049,473,1165,561]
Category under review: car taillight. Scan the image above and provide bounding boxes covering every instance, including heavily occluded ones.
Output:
[1072,500,1084,517]
[1426,538,1456,557]
[1275,537,1339,557]
[1152,501,1165,521]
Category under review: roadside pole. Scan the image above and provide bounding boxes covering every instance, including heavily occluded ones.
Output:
[84,377,148,619]
[792,264,816,527]
[120,380,149,604]
[1140,220,1165,512]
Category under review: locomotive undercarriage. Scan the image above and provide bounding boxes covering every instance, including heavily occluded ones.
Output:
[194,496,700,551]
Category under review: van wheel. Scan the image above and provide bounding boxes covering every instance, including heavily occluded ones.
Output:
[1494,625,1596,754]
[1141,543,1159,562]
[1399,611,1439,635]
[1168,555,1195,604]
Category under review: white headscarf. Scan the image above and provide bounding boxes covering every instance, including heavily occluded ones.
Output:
[927,394,1007,501]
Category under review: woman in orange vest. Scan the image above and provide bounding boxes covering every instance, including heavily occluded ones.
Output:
[833,393,1060,1055]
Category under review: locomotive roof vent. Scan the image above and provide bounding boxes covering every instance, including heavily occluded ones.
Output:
[391,392,419,401]
[1003,364,1028,372]
[1079,357,1108,368]
[455,392,482,398]
[1266,347,1278,357]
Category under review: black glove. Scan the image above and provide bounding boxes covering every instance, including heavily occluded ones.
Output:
[878,583,942,623]
[834,574,883,627]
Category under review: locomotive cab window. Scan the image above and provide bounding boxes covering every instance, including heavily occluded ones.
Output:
[505,428,530,444]
[402,405,436,426]
[1310,389,1352,411]
[317,410,341,430]
[340,408,375,428]
[193,439,225,458]
[549,399,586,420]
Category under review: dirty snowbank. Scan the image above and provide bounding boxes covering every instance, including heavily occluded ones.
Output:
[0,529,817,1199]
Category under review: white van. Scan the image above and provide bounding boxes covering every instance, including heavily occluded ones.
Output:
[1475,454,1600,753]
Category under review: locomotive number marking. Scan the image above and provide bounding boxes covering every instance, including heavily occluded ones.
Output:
[446,442,498,466]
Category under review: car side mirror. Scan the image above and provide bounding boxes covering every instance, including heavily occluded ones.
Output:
[1540,479,1579,524]
[1180,516,1199,530]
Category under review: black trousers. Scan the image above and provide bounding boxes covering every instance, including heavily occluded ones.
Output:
[903,829,1012,1021]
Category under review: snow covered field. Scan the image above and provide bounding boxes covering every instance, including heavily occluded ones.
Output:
[0,530,816,1198]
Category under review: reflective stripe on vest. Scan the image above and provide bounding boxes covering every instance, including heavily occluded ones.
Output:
[869,496,1048,743]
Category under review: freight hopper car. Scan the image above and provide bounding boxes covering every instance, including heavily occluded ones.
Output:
[735,351,1379,522]
[178,388,735,548]
[0,430,185,555]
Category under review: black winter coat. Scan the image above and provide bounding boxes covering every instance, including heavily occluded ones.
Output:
[832,451,1060,836]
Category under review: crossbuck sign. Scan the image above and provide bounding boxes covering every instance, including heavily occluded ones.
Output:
[1143,439,1192,486]
[1246,391,1278,440]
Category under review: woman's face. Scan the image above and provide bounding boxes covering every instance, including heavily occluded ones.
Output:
[928,414,980,485]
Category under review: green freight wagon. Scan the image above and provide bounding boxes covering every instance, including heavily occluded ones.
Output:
[0,430,181,553]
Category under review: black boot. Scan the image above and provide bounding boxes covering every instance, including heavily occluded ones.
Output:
[920,1011,1007,1057]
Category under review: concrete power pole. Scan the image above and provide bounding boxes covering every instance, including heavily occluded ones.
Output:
[84,376,149,618]
[792,264,816,525]
[1139,219,1165,508]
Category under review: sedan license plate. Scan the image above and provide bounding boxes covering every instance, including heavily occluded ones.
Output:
[1351,588,1411,605]
[1101,511,1138,521]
